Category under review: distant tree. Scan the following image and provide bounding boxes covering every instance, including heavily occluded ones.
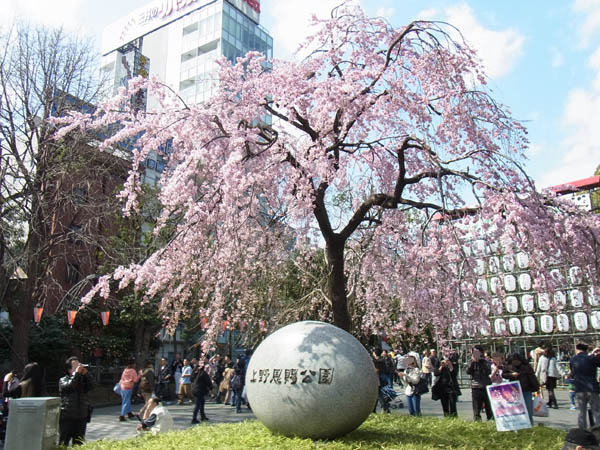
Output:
[0,22,118,370]
[61,4,600,347]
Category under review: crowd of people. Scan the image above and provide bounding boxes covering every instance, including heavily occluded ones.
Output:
[2,342,600,446]
[371,341,600,433]
[0,350,253,446]
[114,350,254,434]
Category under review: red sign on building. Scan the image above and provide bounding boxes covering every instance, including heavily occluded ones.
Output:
[243,0,260,13]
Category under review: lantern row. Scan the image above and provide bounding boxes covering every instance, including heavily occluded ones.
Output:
[462,289,597,317]
[33,308,265,333]
[33,307,110,327]
[452,311,600,338]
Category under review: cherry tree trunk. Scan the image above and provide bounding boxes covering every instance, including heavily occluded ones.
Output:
[326,239,352,332]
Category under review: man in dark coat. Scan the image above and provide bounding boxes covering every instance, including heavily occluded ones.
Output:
[58,357,93,446]
[571,342,600,429]
[466,345,493,421]
[191,364,213,423]
[156,358,172,402]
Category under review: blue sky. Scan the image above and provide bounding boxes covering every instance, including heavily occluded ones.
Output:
[3,0,600,189]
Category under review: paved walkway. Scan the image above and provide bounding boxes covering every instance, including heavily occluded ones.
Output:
[84,388,579,444]
[0,388,580,449]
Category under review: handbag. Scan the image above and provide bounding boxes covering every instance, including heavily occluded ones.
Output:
[113,382,121,395]
[431,379,442,401]
[533,390,549,417]
[415,377,429,396]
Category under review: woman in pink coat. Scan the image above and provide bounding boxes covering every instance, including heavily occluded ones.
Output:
[119,360,139,422]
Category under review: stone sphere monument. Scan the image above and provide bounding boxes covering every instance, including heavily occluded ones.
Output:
[245,321,378,439]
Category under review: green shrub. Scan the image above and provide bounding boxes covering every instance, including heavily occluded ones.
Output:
[71,415,565,450]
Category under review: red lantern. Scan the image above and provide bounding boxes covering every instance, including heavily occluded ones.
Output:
[67,310,77,327]
[100,311,110,326]
[33,307,43,325]
[259,320,266,332]
[222,319,229,331]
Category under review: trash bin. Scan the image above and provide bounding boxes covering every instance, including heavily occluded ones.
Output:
[4,397,60,450]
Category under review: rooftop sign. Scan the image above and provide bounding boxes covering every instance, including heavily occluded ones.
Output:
[103,0,262,54]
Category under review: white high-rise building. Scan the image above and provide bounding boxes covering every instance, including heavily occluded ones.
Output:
[101,0,272,106]
[100,0,272,185]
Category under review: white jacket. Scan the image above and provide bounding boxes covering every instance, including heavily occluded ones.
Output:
[536,355,562,383]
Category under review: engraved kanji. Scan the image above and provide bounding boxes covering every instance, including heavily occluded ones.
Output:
[300,369,316,383]
[318,368,334,384]
[270,369,282,384]
[249,370,257,383]
[284,369,298,384]
[258,369,270,383]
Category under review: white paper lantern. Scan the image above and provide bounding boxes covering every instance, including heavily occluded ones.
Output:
[489,277,499,294]
[550,268,564,284]
[508,317,522,335]
[569,266,582,285]
[522,316,536,334]
[480,320,491,336]
[516,252,529,269]
[452,322,464,338]
[521,294,535,312]
[494,318,507,335]
[463,301,472,315]
[505,296,518,313]
[491,298,503,315]
[556,314,569,332]
[554,291,567,308]
[488,257,499,274]
[540,315,553,333]
[519,273,531,291]
[538,293,550,311]
[476,278,488,294]
[589,287,599,306]
[481,302,490,316]
[474,259,485,275]
[590,311,600,330]
[570,290,584,308]
[574,312,588,331]
[504,275,516,292]
[474,239,486,255]
[503,255,515,272]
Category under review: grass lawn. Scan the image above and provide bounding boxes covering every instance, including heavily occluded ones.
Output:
[70,414,566,450]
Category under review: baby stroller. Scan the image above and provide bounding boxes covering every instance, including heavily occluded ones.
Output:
[380,385,403,410]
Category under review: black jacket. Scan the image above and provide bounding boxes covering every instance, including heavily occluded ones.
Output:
[59,372,93,420]
[192,369,213,396]
[466,359,491,389]
[503,364,539,393]
[434,364,461,396]
[157,365,171,384]
[571,352,600,393]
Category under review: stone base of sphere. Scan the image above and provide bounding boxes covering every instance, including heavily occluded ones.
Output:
[245,321,378,439]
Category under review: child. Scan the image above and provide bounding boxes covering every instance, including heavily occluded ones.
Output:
[565,372,576,410]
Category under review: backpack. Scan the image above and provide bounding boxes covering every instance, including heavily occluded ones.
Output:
[230,374,243,391]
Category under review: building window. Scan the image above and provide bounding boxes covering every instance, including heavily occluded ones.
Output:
[66,262,81,284]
